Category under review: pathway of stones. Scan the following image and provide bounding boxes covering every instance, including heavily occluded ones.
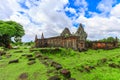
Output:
[34,52,76,80]
[6,49,76,80]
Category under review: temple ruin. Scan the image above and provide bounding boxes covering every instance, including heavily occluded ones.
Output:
[35,23,87,51]
[35,23,118,50]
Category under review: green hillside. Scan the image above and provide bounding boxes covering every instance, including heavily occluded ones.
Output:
[0,46,120,80]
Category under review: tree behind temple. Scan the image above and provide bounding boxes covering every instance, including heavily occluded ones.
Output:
[98,37,116,42]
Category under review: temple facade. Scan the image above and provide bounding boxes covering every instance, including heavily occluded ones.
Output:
[35,23,87,51]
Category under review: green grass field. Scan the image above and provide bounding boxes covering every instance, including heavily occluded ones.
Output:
[0,45,120,80]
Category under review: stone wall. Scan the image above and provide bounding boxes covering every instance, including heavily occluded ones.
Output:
[87,41,118,49]
[34,23,87,51]
[35,36,86,50]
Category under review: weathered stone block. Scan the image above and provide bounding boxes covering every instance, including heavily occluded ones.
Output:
[9,59,19,64]
[109,63,119,68]
[6,54,12,58]
[14,50,23,53]
[0,51,6,56]
[26,54,33,58]
[35,54,42,58]
[60,69,71,78]
[19,72,28,80]
[27,60,36,65]
[48,75,60,80]
[51,62,62,70]
[28,57,35,61]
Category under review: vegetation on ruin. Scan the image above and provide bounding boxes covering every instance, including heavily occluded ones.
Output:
[97,37,118,42]
[0,44,120,80]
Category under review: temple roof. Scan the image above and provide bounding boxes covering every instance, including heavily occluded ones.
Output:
[41,33,44,39]
[60,27,71,37]
[76,24,84,34]
[75,23,87,40]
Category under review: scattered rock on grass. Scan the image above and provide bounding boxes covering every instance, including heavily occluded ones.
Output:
[6,54,12,58]
[9,59,19,64]
[0,51,6,56]
[101,58,107,63]
[47,60,54,64]
[19,72,28,80]
[84,66,91,72]
[27,60,36,65]
[51,62,62,70]
[109,63,119,68]
[28,57,35,61]
[14,50,23,53]
[48,75,61,80]
[96,58,107,66]
[41,60,49,66]
[47,69,55,74]
[83,65,95,72]
[43,56,49,60]
[60,69,71,78]
[77,68,84,72]
[30,49,38,52]
[21,54,27,56]
[26,54,33,58]
[35,54,42,58]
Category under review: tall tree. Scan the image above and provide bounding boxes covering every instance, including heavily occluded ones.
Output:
[0,20,25,48]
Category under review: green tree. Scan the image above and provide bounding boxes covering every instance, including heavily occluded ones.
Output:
[98,37,116,42]
[0,20,25,48]
[106,37,115,42]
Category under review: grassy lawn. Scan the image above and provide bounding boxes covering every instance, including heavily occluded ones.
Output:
[45,48,120,80]
[0,46,48,80]
[0,46,120,80]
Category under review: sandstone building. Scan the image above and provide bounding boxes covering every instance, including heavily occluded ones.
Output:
[35,24,87,51]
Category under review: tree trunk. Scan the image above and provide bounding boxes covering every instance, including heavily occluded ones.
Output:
[0,35,11,48]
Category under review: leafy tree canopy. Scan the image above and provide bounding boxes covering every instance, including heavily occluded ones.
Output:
[0,20,25,37]
[5,21,25,37]
[0,22,16,37]
[98,37,117,42]
[0,20,25,48]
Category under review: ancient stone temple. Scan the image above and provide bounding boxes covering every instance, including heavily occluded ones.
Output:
[35,23,87,51]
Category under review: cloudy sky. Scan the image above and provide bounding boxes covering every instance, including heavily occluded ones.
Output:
[0,0,120,42]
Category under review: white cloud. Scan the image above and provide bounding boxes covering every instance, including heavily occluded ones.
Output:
[65,7,76,14]
[74,0,88,16]
[74,0,88,7]
[110,3,120,18]
[25,0,73,35]
[21,0,76,41]
[97,0,117,15]
[76,3,120,40]
[0,0,75,42]
[0,0,120,42]
[10,12,30,25]
[0,0,15,19]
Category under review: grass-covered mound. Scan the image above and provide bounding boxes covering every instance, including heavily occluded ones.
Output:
[0,46,120,80]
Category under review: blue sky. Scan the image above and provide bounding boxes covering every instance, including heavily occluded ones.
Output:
[0,0,120,42]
